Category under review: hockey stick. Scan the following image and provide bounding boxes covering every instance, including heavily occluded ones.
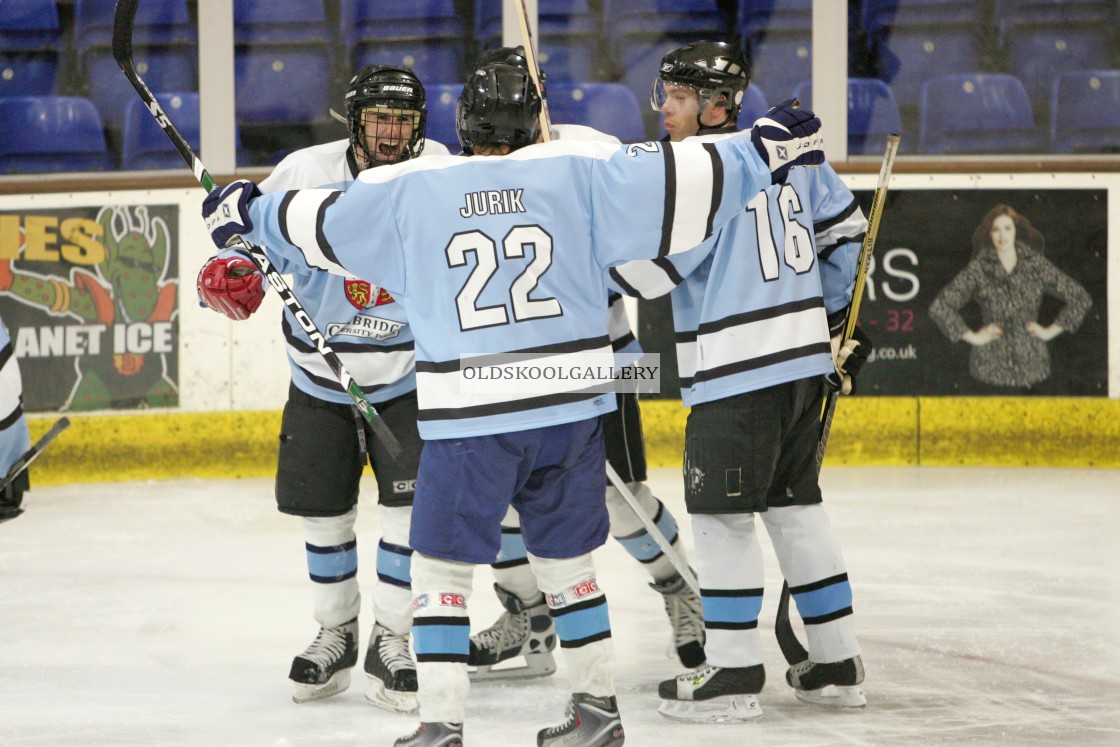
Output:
[606,464,700,596]
[110,0,401,458]
[775,133,901,666]
[512,0,552,143]
[0,416,71,523]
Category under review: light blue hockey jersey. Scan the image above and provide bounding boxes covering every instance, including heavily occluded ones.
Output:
[239,135,774,439]
[232,137,447,405]
[610,161,867,407]
[0,316,31,473]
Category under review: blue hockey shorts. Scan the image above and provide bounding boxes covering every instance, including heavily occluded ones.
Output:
[409,417,609,564]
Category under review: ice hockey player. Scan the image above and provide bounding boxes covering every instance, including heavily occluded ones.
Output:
[456,48,706,687]
[0,312,31,524]
[609,40,872,721]
[200,59,826,745]
[196,65,447,712]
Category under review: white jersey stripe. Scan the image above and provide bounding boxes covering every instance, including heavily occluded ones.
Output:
[665,141,719,256]
[280,189,349,276]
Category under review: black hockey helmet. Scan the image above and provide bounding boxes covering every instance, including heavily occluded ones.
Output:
[471,45,547,99]
[653,41,751,120]
[344,64,427,166]
[456,61,542,155]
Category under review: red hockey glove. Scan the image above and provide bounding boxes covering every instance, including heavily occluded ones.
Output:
[197,254,265,320]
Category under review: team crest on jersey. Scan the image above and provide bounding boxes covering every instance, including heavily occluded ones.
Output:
[344,279,395,309]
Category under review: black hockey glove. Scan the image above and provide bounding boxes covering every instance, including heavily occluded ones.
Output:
[0,471,28,524]
[826,309,874,395]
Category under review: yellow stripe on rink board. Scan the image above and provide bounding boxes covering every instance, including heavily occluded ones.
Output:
[23,397,1120,486]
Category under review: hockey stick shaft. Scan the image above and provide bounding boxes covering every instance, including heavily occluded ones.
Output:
[776,133,901,666]
[606,463,700,596]
[513,0,552,143]
[110,0,401,458]
[0,416,70,495]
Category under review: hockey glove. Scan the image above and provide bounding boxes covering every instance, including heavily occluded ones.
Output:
[203,179,261,249]
[751,99,825,184]
[826,310,874,395]
[197,253,265,320]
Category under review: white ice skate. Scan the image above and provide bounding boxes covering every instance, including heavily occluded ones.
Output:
[468,583,556,681]
[657,663,764,723]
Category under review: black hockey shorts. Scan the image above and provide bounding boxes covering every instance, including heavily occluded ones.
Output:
[683,377,825,515]
[602,391,648,484]
[275,384,423,517]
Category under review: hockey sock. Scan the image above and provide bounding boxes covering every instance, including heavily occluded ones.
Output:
[490,506,542,602]
[528,552,615,698]
[691,513,765,667]
[302,507,361,628]
[411,553,474,724]
[372,504,413,635]
[605,481,686,583]
[761,504,860,663]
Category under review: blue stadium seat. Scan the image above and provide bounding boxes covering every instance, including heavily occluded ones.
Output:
[794,78,903,155]
[347,0,466,85]
[121,93,248,170]
[993,1,1115,107]
[737,0,812,102]
[425,83,464,153]
[919,73,1042,154]
[1050,70,1120,153]
[0,0,61,98]
[234,0,334,126]
[475,0,599,83]
[863,0,983,109]
[74,0,196,129]
[548,83,645,142]
[603,0,729,118]
[0,96,113,173]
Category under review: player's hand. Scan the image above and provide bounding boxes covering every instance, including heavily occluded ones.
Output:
[826,309,873,395]
[202,179,261,249]
[964,323,1003,346]
[197,253,265,320]
[751,99,824,184]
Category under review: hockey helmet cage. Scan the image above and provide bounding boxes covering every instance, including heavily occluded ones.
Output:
[345,64,427,165]
[456,61,542,155]
[652,41,751,118]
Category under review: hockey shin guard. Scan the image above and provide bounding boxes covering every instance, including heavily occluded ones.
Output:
[302,508,361,628]
[372,504,414,635]
[410,553,474,724]
[691,513,765,667]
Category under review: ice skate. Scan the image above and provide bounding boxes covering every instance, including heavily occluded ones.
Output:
[649,572,706,668]
[363,623,418,713]
[394,722,463,747]
[657,663,764,722]
[537,692,625,747]
[787,654,866,708]
[288,617,358,703]
[468,583,556,681]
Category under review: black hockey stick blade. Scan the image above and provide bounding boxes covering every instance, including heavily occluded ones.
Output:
[0,416,71,496]
[775,581,810,665]
[110,0,402,458]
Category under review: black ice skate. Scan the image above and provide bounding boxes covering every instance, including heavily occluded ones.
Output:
[468,583,556,681]
[537,692,625,747]
[786,654,866,707]
[288,617,359,703]
[363,622,418,713]
[657,663,765,722]
[394,722,464,747]
[649,572,706,668]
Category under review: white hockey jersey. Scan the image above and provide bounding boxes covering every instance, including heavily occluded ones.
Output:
[0,315,30,472]
[245,137,448,404]
[238,134,775,439]
[610,159,867,407]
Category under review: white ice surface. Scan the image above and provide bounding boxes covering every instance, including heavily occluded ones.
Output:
[1,467,1118,746]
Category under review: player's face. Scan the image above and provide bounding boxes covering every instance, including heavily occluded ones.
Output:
[659,83,701,141]
[360,106,418,165]
[990,214,1016,252]
[473,143,512,156]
